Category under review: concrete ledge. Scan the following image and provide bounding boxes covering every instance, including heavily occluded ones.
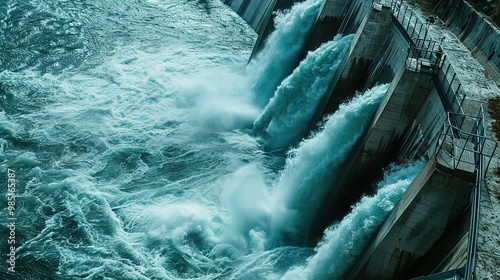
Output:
[346,156,473,279]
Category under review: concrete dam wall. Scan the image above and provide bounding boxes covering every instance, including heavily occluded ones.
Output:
[223,0,497,279]
[221,0,276,35]
[222,0,298,59]
[435,0,500,86]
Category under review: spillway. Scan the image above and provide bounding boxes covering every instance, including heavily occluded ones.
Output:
[1,0,498,279]
[226,0,499,279]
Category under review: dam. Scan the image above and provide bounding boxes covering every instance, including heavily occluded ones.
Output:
[1,0,499,278]
[223,0,499,279]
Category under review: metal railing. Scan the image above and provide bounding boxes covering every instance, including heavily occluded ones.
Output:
[391,0,466,126]
[412,37,442,62]
[435,107,497,280]
[404,38,443,74]
[465,106,489,280]
[437,109,496,173]
[411,267,465,280]
[387,2,498,279]
[435,57,467,126]
[391,0,430,42]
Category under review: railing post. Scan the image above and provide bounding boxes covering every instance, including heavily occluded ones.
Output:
[406,10,412,30]
[453,83,462,113]
[410,14,417,38]
[443,62,451,84]
[418,22,424,39]
[402,3,408,23]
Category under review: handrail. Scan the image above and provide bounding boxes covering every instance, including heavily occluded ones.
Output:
[391,0,466,125]
[463,108,481,280]
[438,111,496,171]
[410,267,465,280]
[465,106,489,280]
[436,107,497,280]
[390,2,498,278]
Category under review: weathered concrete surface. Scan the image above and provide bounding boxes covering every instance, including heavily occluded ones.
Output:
[396,87,446,162]
[221,0,276,35]
[310,63,436,241]
[361,18,410,89]
[361,61,434,168]
[338,0,376,35]
[301,0,374,56]
[346,156,473,279]
[320,4,393,116]
[301,0,350,53]
[408,208,469,277]
[435,0,500,87]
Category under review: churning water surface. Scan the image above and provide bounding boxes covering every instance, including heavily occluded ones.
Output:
[0,0,424,279]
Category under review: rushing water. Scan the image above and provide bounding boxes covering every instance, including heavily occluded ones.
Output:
[283,160,425,280]
[253,34,354,150]
[268,83,390,244]
[246,0,323,107]
[0,0,425,279]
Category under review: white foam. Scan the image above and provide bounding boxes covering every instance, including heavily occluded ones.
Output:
[270,84,390,241]
[254,34,354,149]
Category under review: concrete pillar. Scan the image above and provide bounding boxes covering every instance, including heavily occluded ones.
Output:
[223,0,276,36]
[361,60,434,167]
[319,3,393,117]
[309,60,435,242]
[301,0,351,54]
[345,157,473,279]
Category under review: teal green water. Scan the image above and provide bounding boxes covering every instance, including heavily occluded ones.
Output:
[0,0,424,279]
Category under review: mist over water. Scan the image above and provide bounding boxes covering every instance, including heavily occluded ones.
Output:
[1,0,418,279]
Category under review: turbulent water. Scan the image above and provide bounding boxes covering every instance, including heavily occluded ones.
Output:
[246,0,323,107]
[0,0,424,279]
[253,34,354,150]
[283,160,425,279]
[269,83,391,244]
